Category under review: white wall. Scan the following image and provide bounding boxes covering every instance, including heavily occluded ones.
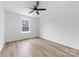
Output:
[0,3,5,51]
[4,1,79,50]
[5,11,39,42]
[39,1,79,50]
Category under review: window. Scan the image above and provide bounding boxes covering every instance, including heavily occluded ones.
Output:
[21,18,30,33]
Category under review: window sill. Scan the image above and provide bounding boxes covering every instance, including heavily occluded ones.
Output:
[21,31,30,33]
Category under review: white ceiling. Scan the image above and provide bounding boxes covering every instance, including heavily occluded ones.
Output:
[3,1,79,18]
[3,1,45,18]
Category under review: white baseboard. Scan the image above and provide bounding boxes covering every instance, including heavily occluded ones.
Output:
[40,36,79,50]
[0,42,5,52]
[6,37,39,43]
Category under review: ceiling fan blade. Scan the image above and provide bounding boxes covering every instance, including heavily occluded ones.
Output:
[36,1,39,7]
[36,11,39,15]
[29,10,34,14]
[37,8,46,11]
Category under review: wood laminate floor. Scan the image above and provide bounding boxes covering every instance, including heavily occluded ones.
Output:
[0,37,79,57]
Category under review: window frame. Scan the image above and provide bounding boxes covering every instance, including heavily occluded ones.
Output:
[21,18,30,33]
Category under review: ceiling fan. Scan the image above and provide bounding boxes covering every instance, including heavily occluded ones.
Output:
[25,1,46,15]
